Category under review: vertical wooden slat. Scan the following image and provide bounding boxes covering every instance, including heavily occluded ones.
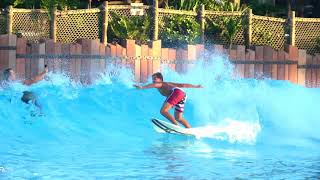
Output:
[0,34,16,80]
[54,42,62,73]
[277,50,285,80]
[69,44,77,80]
[255,46,263,79]
[148,47,153,77]
[61,43,70,74]
[16,38,27,79]
[75,44,82,82]
[186,45,196,73]
[91,40,100,83]
[121,45,127,66]
[135,44,141,82]
[25,45,31,79]
[248,49,255,78]
[213,44,224,54]
[311,56,317,87]
[110,43,116,57]
[45,39,55,71]
[316,54,320,87]
[168,48,176,71]
[140,44,149,82]
[30,43,41,78]
[99,43,106,74]
[151,40,161,73]
[116,43,124,66]
[105,44,111,57]
[245,50,250,78]
[263,46,273,78]
[38,43,45,76]
[306,55,312,87]
[297,50,306,86]
[271,50,278,80]
[30,43,39,78]
[80,39,91,84]
[286,45,298,83]
[229,48,237,78]
[124,39,136,75]
[196,44,205,59]
[245,49,255,78]
[161,48,169,69]
[236,45,245,78]
[284,52,289,81]
[176,48,184,74]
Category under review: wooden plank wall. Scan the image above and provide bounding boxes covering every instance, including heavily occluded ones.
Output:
[1,34,320,87]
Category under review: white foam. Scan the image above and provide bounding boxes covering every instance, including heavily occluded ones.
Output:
[188,118,261,144]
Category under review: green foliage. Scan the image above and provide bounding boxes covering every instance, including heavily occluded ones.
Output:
[165,0,201,11]
[1,0,83,10]
[206,5,247,48]
[249,0,286,17]
[207,16,243,48]
[109,12,151,44]
[160,15,200,48]
[316,37,320,51]
[165,0,246,11]
[252,24,273,46]
[205,0,246,11]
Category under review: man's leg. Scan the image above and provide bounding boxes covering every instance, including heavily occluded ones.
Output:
[160,102,179,125]
[174,110,191,128]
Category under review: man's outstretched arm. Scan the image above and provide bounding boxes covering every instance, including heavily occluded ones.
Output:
[169,82,202,88]
[133,83,162,89]
[23,66,48,86]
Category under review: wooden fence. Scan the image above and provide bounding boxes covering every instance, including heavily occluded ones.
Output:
[0,34,319,87]
[1,3,320,54]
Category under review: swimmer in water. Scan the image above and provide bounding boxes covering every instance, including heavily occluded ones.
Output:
[134,72,202,128]
[3,65,48,106]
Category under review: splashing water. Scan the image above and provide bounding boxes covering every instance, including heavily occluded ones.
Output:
[0,54,319,179]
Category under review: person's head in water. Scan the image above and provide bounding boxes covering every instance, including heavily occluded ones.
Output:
[152,72,163,83]
[3,68,16,81]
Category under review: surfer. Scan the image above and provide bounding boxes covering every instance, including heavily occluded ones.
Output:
[134,72,202,128]
[3,65,48,107]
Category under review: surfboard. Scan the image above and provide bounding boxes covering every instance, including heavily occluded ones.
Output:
[151,118,195,137]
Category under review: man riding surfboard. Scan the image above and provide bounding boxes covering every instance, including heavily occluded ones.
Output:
[134,72,202,128]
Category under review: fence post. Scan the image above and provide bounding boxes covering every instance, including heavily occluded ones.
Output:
[153,0,159,41]
[245,8,252,47]
[7,6,13,34]
[101,1,109,45]
[199,4,205,44]
[50,7,57,42]
[289,11,295,46]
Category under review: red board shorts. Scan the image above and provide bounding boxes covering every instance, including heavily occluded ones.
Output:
[165,88,187,112]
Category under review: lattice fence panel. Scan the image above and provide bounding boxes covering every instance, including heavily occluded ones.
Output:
[158,9,200,47]
[56,9,102,43]
[108,5,151,20]
[108,6,152,43]
[158,9,198,34]
[295,18,320,54]
[252,15,286,50]
[0,11,6,34]
[205,12,244,47]
[12,10,50,42]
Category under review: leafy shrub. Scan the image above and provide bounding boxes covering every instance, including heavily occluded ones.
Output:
[109,12,151,44]
[165,0,246,11]
[159,15,200,48]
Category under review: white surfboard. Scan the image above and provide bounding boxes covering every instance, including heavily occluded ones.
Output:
[151,118,195,137]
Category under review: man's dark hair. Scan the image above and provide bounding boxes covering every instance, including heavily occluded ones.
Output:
[3,68,12,80]
[152,72,163,81]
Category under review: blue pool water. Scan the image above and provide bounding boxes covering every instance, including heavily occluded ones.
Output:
[0,56,320,179]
